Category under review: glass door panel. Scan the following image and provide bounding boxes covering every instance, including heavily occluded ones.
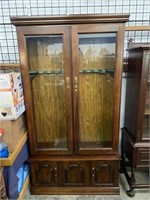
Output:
[79,33,116,70]
[26,36,67,149]
[78,33,116,149]
[27,35,63,71]
[143,79,150,139]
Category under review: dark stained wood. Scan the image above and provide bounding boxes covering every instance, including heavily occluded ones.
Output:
[28,155,120,194]
[30,161,58,187]
[16,26,73,155]
[112,24,125,151]
[30,186,119,195]
[124,47,150,141]
[72,24,125,154]
[13,14,129,195]
[11,14,130,26]
[28,154,120,161]
[137,51,150,141]
[124,50,143,140]
[136,148,150,167]
[16,26,37,155]
[120,44,150,196]
[144,83,150,115]
[71,25,80,154]
[91,160,119,187]
[58,161,90,187]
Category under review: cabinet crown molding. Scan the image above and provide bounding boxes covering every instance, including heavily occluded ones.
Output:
[11,14,130,26]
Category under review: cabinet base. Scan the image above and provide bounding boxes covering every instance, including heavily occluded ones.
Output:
[120,128,150,196]
[30,186,120,195]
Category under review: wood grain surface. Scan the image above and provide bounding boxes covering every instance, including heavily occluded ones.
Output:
[79,73,114,145]
[145,82,150,115]
[27,37,66,146]
[32,74,67,146]
[78,36,115,147]
[78,53,115,146]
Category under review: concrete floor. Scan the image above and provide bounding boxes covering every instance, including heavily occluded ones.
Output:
[24,171,150,200]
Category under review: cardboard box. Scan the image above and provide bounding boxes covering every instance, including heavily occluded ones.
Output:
[0,114,27,152]
[0,72,25,120]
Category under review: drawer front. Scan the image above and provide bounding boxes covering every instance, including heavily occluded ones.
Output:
[137,148,149,167]
[91,160,119,187]
[58,161,90,187]
[30,161,58,187]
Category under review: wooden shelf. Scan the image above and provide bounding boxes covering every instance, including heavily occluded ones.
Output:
[18,175,30,200]
[0,132,28,167]
[0,63,20,70]
[125,25,150,31]
[145,111,150,115]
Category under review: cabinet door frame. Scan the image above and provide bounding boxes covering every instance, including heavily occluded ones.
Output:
[71,24,125,154]
[17,25,73,155]
[91,160,119,187]
[30,161,58,187]
[58,161,90,187]
[136,51,150,142]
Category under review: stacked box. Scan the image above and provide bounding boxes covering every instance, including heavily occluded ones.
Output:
[0,114,27,152]
[0,72,25,120]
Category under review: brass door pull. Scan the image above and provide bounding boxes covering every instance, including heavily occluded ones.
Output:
[74,76,78,92]
[66,77,70,88]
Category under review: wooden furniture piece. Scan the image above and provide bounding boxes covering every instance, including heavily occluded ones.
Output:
[120,42,150,197]
[0,133,27,167]
[0,133,29,200]
[0,64,29,200]
[11,14,129,195]
[0,167,8,200]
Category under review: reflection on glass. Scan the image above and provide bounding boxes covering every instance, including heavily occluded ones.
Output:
[26,35,63,71]
[79,33,116,70]
[143,81,150,139]
[78,33,116,149]
[143,115,149,139]
[26,36,67,149]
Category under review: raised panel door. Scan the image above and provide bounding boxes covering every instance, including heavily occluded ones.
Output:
[30,161,58,187]
[58,161,90,187]
[91,161,118,187]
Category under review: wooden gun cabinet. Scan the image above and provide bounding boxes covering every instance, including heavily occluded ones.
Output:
[120,43,150,197]
[11,14,129,195]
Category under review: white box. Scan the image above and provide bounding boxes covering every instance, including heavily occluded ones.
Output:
[0,72,25,120]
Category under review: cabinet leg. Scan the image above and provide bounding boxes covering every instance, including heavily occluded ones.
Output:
[120,129,126,174]
[127,168,136,197]
[126,189,135,197]
[119,167,124,174]
[120,140,125,174]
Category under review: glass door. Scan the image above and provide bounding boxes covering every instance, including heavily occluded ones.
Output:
[143,71,150,140]
[19,27,73,155]
[78,33,115,149]
[72,24,124,154]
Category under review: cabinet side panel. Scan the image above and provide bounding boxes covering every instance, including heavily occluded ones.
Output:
[124,51,143,139]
